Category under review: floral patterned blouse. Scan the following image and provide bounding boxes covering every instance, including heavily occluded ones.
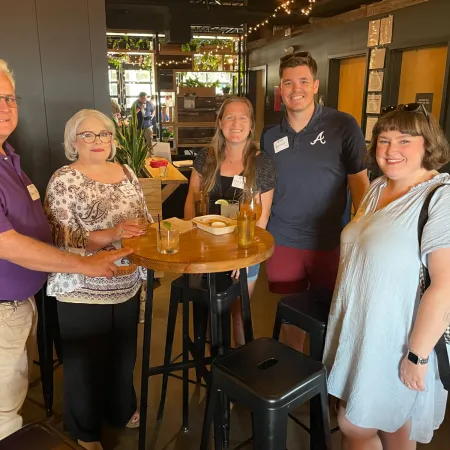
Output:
[44,164,152,304]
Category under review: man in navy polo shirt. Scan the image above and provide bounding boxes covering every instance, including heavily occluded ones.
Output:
[261,52,369,351]
[0,60,131,440]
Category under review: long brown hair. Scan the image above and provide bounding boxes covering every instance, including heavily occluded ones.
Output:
[200,96,258,195]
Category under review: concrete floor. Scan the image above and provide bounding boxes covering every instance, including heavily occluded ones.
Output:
[23,268,450,449]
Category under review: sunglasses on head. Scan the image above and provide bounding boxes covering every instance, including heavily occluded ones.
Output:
[280,51,312,63]
[381,103,429,122]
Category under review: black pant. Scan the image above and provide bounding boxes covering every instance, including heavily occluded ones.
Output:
[57,294,139,442]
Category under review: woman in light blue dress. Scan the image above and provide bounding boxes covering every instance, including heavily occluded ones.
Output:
[323,104,450,449]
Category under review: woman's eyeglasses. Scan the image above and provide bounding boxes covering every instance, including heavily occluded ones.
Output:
[76,131,113,144]
[280,51,312,64]
[381,103,429,122]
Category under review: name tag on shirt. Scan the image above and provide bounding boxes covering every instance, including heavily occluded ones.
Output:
[231,175,246,190]
[27,184,40,201]
[119,182,136,198]
[274,136,289,153]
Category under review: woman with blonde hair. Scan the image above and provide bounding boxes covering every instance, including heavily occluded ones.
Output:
[323,103,450,449]
[44,109,151,450]
[184,96,276,346]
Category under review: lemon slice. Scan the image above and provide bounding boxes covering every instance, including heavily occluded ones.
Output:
[215,199,229,205]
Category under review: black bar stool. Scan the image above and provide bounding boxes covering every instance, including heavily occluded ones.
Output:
[34,287,62,417]
[154,271,253,431]
[156,275,210,422]
[200,338,332,450]
[272,290,340,439]
[139,268,253,450]
[272,290,331,361]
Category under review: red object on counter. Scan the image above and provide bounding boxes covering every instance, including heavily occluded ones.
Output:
[149,159,168,168]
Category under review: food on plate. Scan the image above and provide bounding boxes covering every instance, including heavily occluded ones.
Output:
[210,221,227,228]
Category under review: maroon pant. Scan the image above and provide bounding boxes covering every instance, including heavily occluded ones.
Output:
[266,245,340,295]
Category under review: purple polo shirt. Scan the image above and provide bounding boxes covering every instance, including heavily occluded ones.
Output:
[0,142,52,300]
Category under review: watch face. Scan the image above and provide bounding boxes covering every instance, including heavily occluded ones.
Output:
[408,352,419,365]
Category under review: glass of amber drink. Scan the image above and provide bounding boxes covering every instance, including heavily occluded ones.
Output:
[237,210,256,249]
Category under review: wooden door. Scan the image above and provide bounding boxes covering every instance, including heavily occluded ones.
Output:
[254,70,265,141]
[398,46,448,118]
[338,56,366,125]
[248,68,266,143]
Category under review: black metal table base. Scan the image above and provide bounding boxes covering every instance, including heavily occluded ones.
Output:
[138,268,253,450]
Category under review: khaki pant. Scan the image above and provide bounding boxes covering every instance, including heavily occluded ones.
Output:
[0,298,37,440]
[144,127,153,148]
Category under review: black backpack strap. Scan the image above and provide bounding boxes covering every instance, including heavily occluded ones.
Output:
[418,183,450,390]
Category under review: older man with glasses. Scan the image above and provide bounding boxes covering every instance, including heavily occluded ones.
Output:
[0,59,131,440]
[261,52,370,352]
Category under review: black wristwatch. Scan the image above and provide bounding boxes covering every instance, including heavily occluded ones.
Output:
[407,350,429,365]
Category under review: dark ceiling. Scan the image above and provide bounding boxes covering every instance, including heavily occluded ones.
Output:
[106,0,382,36]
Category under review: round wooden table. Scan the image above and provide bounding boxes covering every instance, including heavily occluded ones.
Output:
[125,225,275,274]
[124,226,274,450]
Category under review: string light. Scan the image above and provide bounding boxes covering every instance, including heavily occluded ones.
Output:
[240,0,316,39]
[157,57,192,67]
[156,39,237,67]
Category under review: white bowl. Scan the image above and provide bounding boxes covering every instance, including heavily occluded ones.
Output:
[193,215,237,235]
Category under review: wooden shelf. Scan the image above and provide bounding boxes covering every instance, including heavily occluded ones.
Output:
[161,122,176,126]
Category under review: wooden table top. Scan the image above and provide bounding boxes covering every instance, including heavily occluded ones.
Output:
[144,157,188,184]
[123,226,274,274]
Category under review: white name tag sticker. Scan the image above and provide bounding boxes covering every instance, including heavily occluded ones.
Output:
[27,184,40,201]
[119,183,136,198]
[274,136,289,153]
[231,175,246,190]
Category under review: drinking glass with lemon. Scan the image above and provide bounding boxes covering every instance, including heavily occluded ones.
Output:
[215,199,239,219]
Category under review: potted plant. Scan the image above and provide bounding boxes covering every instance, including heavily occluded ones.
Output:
[222,84,231,95]
[114,107,148,176]
[162,128,170,142]
[114,108,162,218]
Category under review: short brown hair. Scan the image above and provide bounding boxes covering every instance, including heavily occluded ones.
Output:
[279,52,318,79]
[366,108,450,171]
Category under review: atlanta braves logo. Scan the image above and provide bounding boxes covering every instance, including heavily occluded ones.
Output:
[310,131,326,145]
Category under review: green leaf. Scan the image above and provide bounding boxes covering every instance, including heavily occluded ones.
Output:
[162,221,172,230]
[114,106,148,176]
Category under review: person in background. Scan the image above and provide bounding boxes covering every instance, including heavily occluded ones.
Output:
[0,62,130,441]
[323,104,450,448]
[260,51,369,351]
[164,94,173,122]
[44,109,151,450]
[111,98,121,123]
[150,94,157,130]
[185,96,276,346]
[134,91,154,146]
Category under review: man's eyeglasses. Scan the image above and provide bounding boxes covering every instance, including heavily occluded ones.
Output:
[280,51,312,64]
[0,95,19,108]
[76,131,113,144]
[381,103,429,122]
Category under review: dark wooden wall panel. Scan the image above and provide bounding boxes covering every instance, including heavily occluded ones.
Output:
[1,0,51,195]
[1,0,109,193]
